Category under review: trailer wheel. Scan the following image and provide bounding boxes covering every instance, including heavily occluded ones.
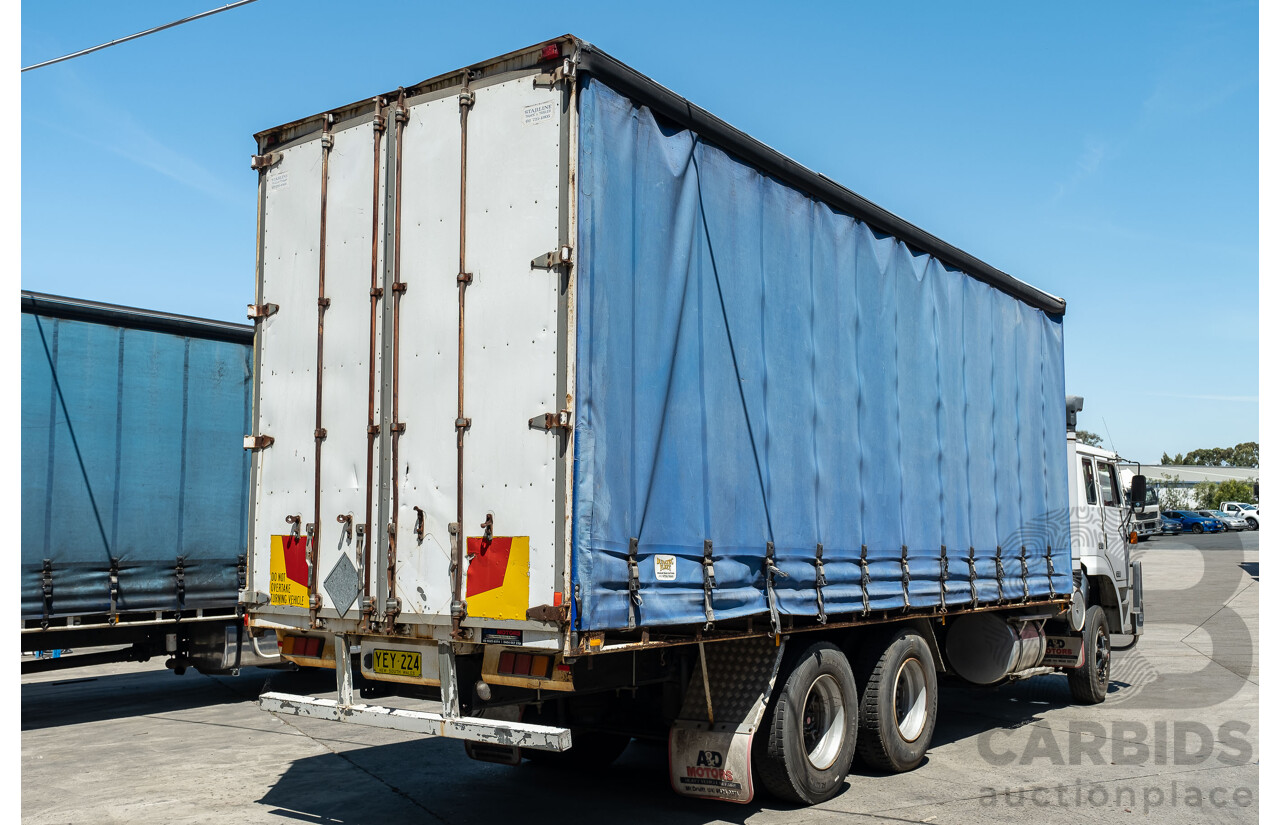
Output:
[853,628,937,773]
[753,641,858,805]
[1068,605,1111,704]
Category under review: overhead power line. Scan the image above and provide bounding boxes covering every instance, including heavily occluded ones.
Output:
[22,0,262,72]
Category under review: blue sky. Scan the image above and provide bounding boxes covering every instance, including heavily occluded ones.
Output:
[18,0,1259,465]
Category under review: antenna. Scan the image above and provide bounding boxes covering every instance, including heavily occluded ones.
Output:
[1102,416,1117,453]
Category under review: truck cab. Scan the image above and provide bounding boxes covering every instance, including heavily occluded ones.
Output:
[1067,434,1145,640]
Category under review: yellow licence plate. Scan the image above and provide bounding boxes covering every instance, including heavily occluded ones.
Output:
[372,649,422,678]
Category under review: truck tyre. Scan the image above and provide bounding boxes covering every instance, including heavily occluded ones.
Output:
[753,641,858,805]
[1067,605,1111,705]
[853,629,938,773]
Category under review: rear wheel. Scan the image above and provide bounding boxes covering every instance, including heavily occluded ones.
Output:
[753,641,858,805]
[853,629,938,773]
[1067,605,1111,704]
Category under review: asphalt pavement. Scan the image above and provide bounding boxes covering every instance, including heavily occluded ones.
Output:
[21,529,1259,824]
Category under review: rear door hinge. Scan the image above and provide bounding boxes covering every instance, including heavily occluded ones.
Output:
[247,302,279,320]
[533,60,575,88]
[529,410,572,432]
[244,434,275,450]
[531,245,573,270]
[526,603,569,624]
[250,152,282,171]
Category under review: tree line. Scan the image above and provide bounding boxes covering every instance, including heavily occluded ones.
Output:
[1160,442,1258,468]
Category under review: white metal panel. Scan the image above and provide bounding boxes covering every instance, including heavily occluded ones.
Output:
[461,76,562,614]
[393,93,463,620]
[252,138,323,612]
[316,120,386,619]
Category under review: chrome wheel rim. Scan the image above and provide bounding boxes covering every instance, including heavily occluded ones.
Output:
[1094,626,1111,686]
[893,658,928,743]
[801,674,846,770]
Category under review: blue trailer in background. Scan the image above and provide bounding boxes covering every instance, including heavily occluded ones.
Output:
[21,291,278,675]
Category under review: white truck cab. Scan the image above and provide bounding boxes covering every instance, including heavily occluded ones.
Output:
[1220,501,1260,530]
[1066,397,1144,642]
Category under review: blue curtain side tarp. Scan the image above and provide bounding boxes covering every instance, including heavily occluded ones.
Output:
[21,313,252,618]
[572,78,1070,632]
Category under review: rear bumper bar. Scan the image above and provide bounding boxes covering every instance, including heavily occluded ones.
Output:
[259,692,573,751]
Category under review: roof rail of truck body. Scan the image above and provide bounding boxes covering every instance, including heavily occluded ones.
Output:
[252,35,1067,318]
[22,290,253,345]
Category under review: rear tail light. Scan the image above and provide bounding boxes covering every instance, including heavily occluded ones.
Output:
[281,635,324,657]
[496,651,554,679]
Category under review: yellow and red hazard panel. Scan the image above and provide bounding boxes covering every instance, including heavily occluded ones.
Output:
[270,535,309,608]
[465,536,529,620]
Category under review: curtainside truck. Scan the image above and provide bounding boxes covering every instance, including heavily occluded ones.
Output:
[21,292,280,675]
[244,36,1144,804]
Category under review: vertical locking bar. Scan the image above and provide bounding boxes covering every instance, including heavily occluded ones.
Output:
[362,98,387,631]
[451,76,475,641]
[1046,544,1056,598]
[387,91,409,628]
[309,112,335,629]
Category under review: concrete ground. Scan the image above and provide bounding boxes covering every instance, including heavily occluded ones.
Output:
[22,530,1258,824]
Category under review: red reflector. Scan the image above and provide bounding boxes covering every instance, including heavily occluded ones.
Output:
[498,651,516,674]
[553,591,563,607]
[513,653,533,676]
[541,43,561,61]
[555,663,571,673]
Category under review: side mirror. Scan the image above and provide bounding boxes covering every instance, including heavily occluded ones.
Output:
[1131,475,1147,512]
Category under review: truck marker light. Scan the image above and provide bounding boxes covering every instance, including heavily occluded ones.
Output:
[1129,531,1138,544]
[498,651,516,673]
[541,43,561,61]
[529,656,550,679]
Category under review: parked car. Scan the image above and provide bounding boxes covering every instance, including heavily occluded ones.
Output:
[1162,509,1225,534]
[1159,515,1184,535]
[1197,510,1247,532]
[1220,501,1260,530]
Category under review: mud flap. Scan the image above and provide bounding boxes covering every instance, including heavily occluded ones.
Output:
[668,637,787,803]
[464,704,523,765]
